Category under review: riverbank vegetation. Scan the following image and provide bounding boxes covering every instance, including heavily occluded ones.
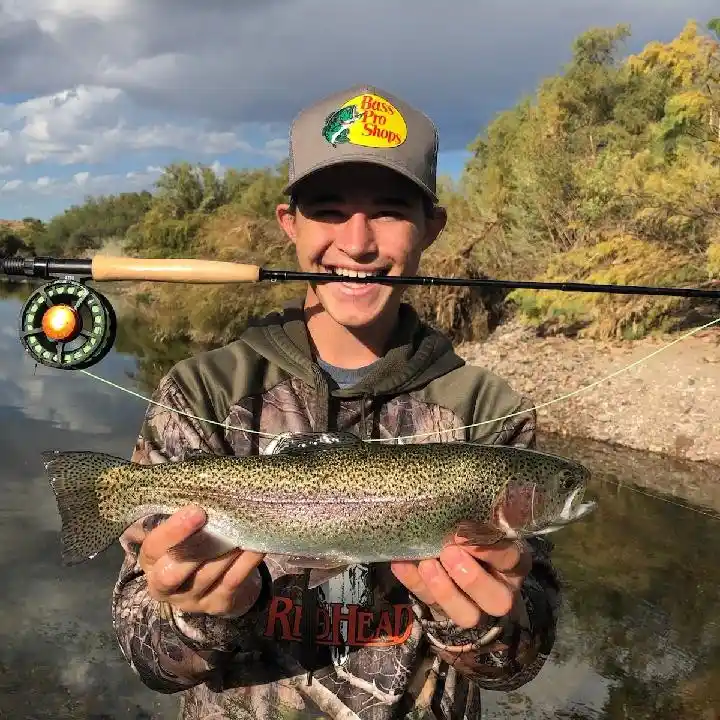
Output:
[4,19,720,350]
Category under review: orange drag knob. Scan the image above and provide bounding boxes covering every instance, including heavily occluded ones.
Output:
[41,304,80,341]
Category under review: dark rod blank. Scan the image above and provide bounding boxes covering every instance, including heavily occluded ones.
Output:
[1,255,719,299]
[259,269,720,299]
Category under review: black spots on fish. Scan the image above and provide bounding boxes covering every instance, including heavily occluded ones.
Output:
[37,441,588,564]
[40,450,130,565]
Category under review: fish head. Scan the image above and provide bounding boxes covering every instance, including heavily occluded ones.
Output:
[490,450,597,538]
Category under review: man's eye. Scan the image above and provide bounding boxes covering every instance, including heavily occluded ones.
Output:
[311,208,345,219]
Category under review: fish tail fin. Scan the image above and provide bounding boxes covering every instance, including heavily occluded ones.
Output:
[41,450,130,566]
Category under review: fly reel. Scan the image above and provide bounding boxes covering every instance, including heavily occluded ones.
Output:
[18,279,117,370]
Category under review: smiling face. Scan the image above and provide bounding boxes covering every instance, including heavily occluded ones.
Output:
[276,163,447,331]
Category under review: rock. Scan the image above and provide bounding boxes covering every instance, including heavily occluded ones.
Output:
[457,323,720,465]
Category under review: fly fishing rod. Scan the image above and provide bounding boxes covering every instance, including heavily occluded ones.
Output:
[2,254,719,371]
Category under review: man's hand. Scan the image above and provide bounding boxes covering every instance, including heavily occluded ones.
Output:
[390,540,533,629]
[136,504,266,617]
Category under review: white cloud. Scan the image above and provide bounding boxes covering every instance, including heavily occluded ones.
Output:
[0,0,715,145]
[0,0,715,210]
[0,85,284,169]
[0,165,163,198]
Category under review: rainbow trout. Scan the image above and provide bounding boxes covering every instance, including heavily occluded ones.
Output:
[41,431,596,575]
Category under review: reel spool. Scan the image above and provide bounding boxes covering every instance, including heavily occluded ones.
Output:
[18,279,117,370]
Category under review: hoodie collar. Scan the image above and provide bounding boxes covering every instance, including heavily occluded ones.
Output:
[239,298,465,398]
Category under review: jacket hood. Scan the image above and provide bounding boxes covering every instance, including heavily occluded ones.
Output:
[239,298,465,398]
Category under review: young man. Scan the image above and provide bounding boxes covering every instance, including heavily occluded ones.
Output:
[112,85,560,719]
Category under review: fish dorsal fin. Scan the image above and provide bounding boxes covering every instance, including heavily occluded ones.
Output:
[182,448,218,461]
[263,431,363,456]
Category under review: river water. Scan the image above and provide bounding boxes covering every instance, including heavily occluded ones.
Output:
[0,284,718,720]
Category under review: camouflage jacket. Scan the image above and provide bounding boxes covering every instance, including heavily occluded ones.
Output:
[112,301,561,720]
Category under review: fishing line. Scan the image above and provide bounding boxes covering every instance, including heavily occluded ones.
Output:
[374,314,720,443]
[77,313,720,442]
[597,476,720,521]
[73,315,720,519]
[75,371,278,438]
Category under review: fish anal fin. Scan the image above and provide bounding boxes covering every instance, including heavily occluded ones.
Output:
[282,554,348,570]
[278,554,349,588]
[263,431,363,456]
[444,521,506,549]
[306,567,348,588]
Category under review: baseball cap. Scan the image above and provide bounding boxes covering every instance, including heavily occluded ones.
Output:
[284,84,439,203]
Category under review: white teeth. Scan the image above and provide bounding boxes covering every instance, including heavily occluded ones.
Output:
[330,267,385,278]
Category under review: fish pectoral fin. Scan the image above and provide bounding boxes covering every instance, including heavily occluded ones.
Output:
[445,521,507,548]
[263,431,363,456]
[167,526,239,563]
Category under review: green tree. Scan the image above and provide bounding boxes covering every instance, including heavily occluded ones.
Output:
[452,19,720,339]
[0,227,28,257]
[124,160,289,258]
[30,192,152,255]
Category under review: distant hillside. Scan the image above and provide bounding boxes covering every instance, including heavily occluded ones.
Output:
[0,219,28,232]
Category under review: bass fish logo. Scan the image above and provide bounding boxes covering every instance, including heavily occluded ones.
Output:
[321,93,407,149]
[322,104,361,147]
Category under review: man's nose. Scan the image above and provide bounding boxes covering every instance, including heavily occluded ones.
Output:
[335,212,377,258]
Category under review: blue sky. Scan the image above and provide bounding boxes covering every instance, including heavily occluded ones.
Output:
[0,0,716,221]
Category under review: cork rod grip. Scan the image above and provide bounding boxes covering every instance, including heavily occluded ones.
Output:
[90,256,262,283]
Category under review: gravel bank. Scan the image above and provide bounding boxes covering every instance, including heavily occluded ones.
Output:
[457,320,720,465]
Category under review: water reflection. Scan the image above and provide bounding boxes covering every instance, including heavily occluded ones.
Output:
[483,450,720,719]
[0,288,177,719]
[0,283,718,719]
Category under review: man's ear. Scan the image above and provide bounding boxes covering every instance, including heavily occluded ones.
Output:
[276,203,297,243]
[421,205,447,251]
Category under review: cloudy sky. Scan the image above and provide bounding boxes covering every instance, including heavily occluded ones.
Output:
[0,0,716,220]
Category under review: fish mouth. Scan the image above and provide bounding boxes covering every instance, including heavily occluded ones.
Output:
[556,485,597,524]
[523,485,598,536]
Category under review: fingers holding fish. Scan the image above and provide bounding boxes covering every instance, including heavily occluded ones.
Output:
[139,504,208,568]
[390,560,438,607]
[218,549,266,593]
[145,548,265,615]
[391,545,521,629]
[205,551,266,617]
[150,548,243,600]
[438,546,516,618]
[390,557,487,629]
[464,539,534,590]
[419,557,487,629]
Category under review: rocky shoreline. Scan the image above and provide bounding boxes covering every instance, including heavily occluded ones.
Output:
[457,319,720,466]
